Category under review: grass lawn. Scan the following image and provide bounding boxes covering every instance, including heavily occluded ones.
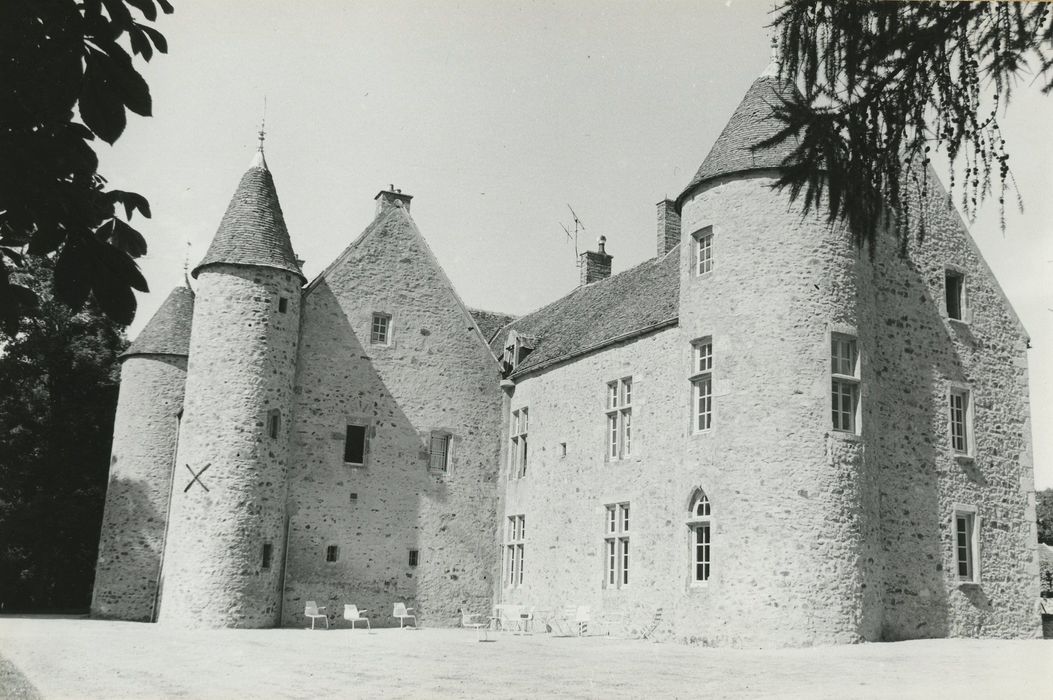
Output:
[0,615,1049,698]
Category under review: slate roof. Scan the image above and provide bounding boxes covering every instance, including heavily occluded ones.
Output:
[677,74,799,205]
[193,152,305,282]
[469,308,518,344]
[489,246,680,377]
[122,285,195,359]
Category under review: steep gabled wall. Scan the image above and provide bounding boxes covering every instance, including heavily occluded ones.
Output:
[283,206,502,627]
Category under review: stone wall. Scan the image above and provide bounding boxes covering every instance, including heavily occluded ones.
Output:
[498,170,1037,646]
[158,265,301,628]
[282,207,502,628]
[91,355,186,621]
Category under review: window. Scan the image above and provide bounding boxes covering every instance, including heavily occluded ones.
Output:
[344,424,367,465]
[325,545,339,563]
[688,491,712,584]
[604,503,630,588]
[945,270,966,321]
[691,338,713,432]
[606,377,632,459]
[949,388,973,456]
[694,226,714,275]
[408,549,419,567]
[509,408,528,479]
[267,410,281,440]
[953,506,979,584]
[505,515,525,587]
[831,334,860,434]
[261,543,273,570]
[371,312,391,344]
[429,432,450,472]
[278,296,288,313]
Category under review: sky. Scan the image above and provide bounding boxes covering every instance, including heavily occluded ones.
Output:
[99,1,1052,487]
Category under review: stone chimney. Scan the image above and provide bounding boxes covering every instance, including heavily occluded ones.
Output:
[374,185,413,217]
[656,199,681,256]
[580,236,613,285]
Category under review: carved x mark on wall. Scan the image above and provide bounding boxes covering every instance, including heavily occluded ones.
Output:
[183,463,212,493]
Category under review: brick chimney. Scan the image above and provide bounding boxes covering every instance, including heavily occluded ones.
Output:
[375,185,413,217]
[580,236,613,285]
[656,199,681,256]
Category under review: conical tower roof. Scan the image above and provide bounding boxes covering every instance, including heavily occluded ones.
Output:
[677,72,799,205]
[122,285,195,359]
[192,150,305,282]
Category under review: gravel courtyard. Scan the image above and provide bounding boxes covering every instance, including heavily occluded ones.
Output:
[0,616,1050,699]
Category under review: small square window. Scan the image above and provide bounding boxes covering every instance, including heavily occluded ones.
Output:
[945,270,965,321]
[325,545,339,563]
[371,313,391,344]
[429,432,450,472]
[408,549,419,567]
[344,424,367,465]
[261,543,273,570]
[278,297,288,313]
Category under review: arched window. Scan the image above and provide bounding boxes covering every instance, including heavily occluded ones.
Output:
[687,490,712,583]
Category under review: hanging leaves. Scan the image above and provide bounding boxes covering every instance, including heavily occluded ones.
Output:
[765,1,1053,252]
[0,0,172,333]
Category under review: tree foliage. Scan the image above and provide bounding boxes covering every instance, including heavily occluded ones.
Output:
[764,1,1053,252]
[0,256,127,611]
[0,0,173,335]
[1038,488,1053,547]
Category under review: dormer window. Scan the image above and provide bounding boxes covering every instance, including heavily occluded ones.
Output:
[501,331,535,375]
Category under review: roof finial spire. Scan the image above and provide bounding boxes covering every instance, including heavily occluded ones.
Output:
[182,240,192,288]
[250,97,269,170]
[763,1,782,77]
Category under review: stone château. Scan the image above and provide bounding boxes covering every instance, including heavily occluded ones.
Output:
[92,68,1042,645]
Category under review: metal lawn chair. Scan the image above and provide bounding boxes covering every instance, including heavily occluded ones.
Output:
[304,600,328,629]
[460,608,489,641]
[393,602,416,628]
[343,604,370,630]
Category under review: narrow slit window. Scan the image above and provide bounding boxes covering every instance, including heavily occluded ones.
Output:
[267,410,281,440]
[945,271,965,321]
[261,543,273,570]
[429,432,450,472]
[408,549,419,567]
[278,297,289,313]
[344,424,367,465]
[325,545,339,563]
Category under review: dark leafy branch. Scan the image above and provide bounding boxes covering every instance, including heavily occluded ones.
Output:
[0,0,173,334]
[761,1,1053,253]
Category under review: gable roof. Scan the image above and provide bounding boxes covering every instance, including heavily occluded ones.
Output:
[490,246,680,377]
[305,204,502,360]
[677,73,799,206]
[122,285,194,359]
[469,308,518,344]
[193,151,305,283]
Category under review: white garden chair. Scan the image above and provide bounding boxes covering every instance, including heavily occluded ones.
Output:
[343,604,370,630]
[304,601,328,629]
[460,608,489,641]
[393,602,416,628]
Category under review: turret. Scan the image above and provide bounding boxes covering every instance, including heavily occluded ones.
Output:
[157,141,305,628]
[92,285,194,621]
[673,68,874,645]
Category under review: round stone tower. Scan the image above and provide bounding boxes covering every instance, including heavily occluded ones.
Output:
[673,68,876,645]
[157,145,305,628]
[92,285,194,621]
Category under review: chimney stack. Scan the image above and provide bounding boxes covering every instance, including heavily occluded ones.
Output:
[656,199,681,256]
[374,185,413,217]
[580,236,613,285]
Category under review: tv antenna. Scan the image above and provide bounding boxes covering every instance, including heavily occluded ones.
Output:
[561,204,586,265]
